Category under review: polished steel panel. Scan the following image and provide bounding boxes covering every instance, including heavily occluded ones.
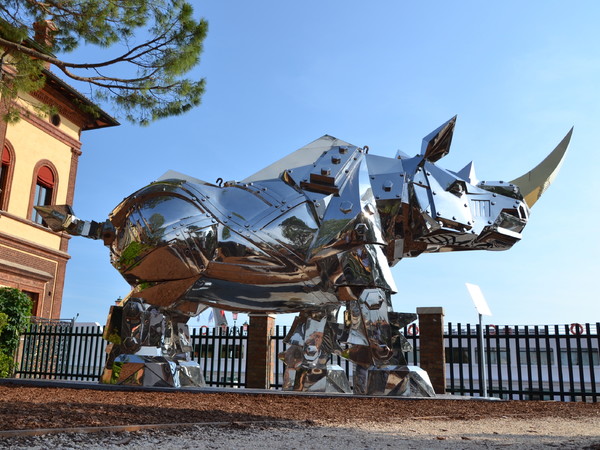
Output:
[36,120,570,395]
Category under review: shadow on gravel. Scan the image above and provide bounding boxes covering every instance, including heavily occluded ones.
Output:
[0,401,291,431]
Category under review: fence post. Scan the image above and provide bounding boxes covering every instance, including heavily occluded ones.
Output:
[245,313,276,389]
[12,334,26,378]
[417,307,446,394]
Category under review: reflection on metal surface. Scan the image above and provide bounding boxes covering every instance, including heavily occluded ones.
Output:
[37,120,570,396]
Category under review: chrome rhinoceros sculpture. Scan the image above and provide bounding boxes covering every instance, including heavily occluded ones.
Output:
[38,117,571,395]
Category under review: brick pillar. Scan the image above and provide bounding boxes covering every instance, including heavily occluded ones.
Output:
[417,307,446,394]
[245,313,276,389]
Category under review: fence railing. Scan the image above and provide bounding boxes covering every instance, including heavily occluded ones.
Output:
[445,323,599,402]
[12,321,599,402]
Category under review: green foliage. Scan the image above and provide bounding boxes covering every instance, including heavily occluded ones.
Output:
[0,1,207,125]
[0,352,12,378]
[0,289,31,378]
[0,287,32,355]
[0,312,10,377]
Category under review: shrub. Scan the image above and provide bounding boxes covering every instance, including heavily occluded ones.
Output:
[0,287,32,358]
[0,311,11,377]
[0,352,12,378]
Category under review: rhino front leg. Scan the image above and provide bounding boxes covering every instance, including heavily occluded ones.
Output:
[279,309,351,393]
[342,288,435,397]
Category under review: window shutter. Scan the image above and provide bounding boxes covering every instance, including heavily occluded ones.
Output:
[1,146,10,164]
[37,166,54,188]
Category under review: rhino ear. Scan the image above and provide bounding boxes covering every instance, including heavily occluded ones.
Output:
[457,161,478,185]
[510,128,573,208]
[421,115,457,162]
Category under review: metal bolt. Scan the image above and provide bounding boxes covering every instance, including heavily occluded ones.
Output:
[321,167,331,176]
[339,146,348,154]
[331,156,341,164]
[340,201,353,214]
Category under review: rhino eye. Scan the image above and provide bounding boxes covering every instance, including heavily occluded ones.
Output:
[447,180,466,197]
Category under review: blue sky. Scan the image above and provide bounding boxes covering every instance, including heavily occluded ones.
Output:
[59,1,599,328]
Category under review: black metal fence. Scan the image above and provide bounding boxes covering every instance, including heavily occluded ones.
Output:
[445,322,599,402]
[13,321,599,402]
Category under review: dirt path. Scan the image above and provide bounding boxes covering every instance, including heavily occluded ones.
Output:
[0,384,598,448]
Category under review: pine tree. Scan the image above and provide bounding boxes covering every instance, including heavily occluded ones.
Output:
[0,1,208,125]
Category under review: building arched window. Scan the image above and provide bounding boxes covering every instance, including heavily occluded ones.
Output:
[0,143,15,210]
[31,163,57,225]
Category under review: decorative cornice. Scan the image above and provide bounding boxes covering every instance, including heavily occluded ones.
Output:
[14,103,82,150]
[0,258,53,281]
[30,88,86,129]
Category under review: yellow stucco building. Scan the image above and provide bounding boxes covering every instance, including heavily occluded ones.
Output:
[0,69,118,319]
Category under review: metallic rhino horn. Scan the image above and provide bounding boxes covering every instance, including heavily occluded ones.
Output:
[510,128,573,208]
[421,115,457,162]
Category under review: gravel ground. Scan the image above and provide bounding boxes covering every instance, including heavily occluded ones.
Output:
[0,383,598,449]
[2,418,600,449]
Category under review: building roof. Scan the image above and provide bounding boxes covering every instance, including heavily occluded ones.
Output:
[42,68,120,131]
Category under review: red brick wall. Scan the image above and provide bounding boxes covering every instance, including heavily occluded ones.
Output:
[245,314,276,389]
[417,307,446,394]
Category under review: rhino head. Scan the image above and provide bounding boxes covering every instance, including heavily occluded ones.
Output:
[374,116,572,263]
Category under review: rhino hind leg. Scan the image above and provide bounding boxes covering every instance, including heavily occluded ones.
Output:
[100,297,205,388]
